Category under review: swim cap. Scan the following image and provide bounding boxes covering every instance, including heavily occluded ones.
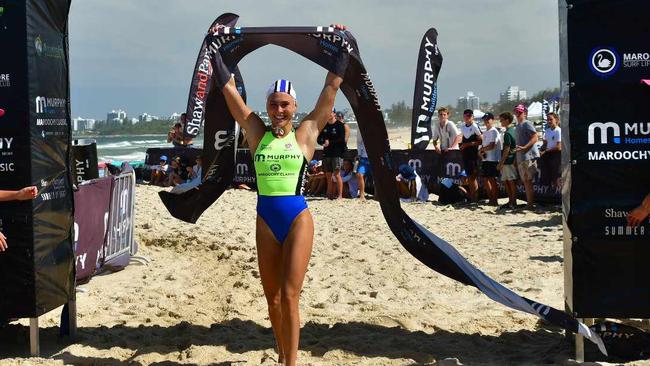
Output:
[266,79,297,100]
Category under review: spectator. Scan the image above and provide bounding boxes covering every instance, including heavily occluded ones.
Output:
[497,112,518,209]
[150,155,170,186]
[540,112,562,189]
[459,109,482,202]
[438,177,469,205]
[318,109,346,199]
[305,160,327,196]
[0,186,38,252]
[356,132,370,201]
[167,157,186,187]
[478,112,501,206]
[628,193,650,228]
[335,110,350,146]
[513,104,540,209]
[432,107,461,154]
[170,156,203,194]
[340,159,359,198]
[396,164,428,202]
[167,118,186,147]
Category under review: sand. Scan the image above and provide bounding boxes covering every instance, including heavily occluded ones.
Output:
[1,131,648,365]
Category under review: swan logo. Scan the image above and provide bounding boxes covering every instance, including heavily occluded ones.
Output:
[589,48,619,77]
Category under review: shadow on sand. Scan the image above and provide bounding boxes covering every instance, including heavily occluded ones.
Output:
[0,318,574,365]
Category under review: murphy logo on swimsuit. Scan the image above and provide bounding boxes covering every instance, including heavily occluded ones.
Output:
[586,121,650,160]
[589,46,650,78]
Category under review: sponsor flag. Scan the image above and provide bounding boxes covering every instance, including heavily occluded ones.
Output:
[411,28,442,150]
[183,13,240,138]
[160,15,606,354]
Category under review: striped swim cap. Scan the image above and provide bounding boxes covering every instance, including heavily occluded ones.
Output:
[266,79,297,100]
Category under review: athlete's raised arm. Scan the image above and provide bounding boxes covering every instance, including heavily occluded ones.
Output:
[221,76,266,150]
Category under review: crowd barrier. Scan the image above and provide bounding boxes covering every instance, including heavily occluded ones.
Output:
[146,147,562,203]
[74,171,137,282]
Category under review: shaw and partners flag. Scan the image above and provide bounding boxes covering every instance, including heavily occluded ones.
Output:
[410,28,442,150]
[159,14,606,355]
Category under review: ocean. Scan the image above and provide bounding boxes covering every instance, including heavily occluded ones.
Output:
[77,135,204,163]
[83,123,362,164]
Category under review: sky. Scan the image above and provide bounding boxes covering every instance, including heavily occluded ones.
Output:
[68,0,560,120]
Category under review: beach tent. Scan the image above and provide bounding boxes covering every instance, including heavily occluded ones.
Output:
[527,101,543,118]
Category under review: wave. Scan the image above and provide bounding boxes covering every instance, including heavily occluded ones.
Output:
[99,151,146,162]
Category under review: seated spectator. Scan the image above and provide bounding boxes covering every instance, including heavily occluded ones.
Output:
[150,155,169,186]
[170,156,203,194]
[305,160,327,196]
[167,157,186,187]
[395,164,428,202]
[0,186,38,253]
[340,159,360,198]
[438,177,469,205]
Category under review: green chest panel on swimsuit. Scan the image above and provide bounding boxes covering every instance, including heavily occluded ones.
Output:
[254,130,307,196]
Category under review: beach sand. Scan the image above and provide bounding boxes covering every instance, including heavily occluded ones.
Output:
[1,129,646,365]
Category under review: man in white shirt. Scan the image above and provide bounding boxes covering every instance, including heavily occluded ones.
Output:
[478,113,501,206]
[460,109,482,202]
[541,112,562,189]
[431,107,461,154]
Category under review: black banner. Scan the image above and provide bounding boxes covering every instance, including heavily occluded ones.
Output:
[562,0,650,318]
[72,139,99,184]
[410,28,442,150]
[183,13,241,138]
[0,0,74,319]
[159,17,606,353]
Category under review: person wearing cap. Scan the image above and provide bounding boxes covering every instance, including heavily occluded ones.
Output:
[335,110,350,145]
[478,112,501,206]
[150,155,170,186]
[513,104,540,209]
[497,112,518,209]
[438,177,468,205]
[459,109,482,202]
[540,112,562,189]
[319,109,346,199]
[396,164,428,202]
[212,22,346,366]
[432,107,461,154]
[0,186,39,253]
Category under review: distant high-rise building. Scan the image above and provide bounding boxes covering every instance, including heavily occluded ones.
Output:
[107,109,126,123]
[457,91,480,112]
[138,113,158,123]
[72,117,96,132]
[500,86,527,102]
